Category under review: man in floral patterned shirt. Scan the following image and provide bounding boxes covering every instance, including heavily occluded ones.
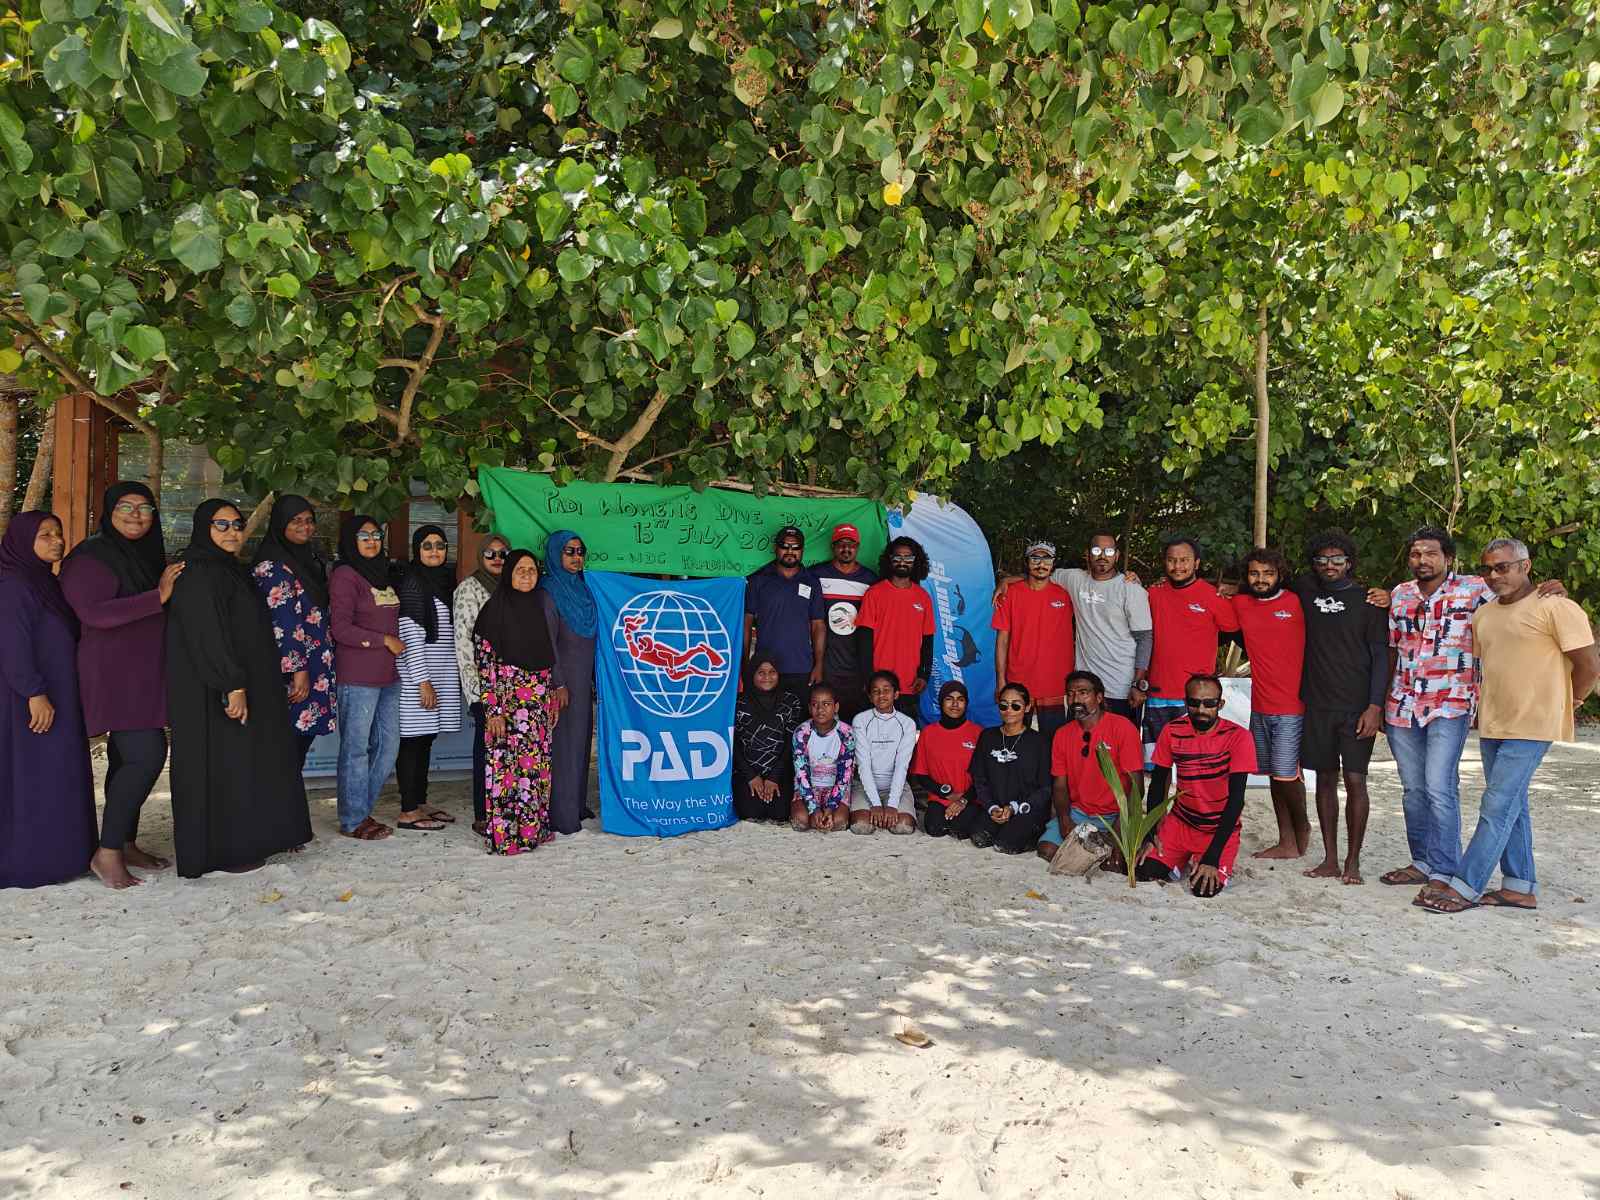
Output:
[1381,527,1563,891]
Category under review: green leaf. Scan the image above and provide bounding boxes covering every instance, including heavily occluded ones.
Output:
[366,143,402,183]
[170,214,223,272]
[554,35,595,83]
[266,273,301,298]
[146,46,209,97]
[42,34,94,92]
[556,247,594,281]
[20,283,59,323]
[0,349,21,374]
[1308,81,1344,127]
[42,227,85,258]
[726,320,755,359]
[714,299,738,324]
[1235,102,1285,145]
[225,293,258,327]
[1288,58,1328,109]
[536,192,570,242]
[121,324,166,362]
[0,103,33,172]
[957,0,982,35]
[90,19,129,80]
[231,2,273,33]
[649,17,683,39]
[553,157,596,192]
[1026,14,1056,53]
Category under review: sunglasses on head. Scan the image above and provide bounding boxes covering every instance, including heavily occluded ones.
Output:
[1185,696,1223,709]
[998,700,1026,712]
[113,502,157,518]
[210,518,246,532]
[482,548,508,560]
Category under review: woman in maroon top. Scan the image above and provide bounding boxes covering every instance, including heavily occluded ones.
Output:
[60,482,185,888]
[329,514,403,840]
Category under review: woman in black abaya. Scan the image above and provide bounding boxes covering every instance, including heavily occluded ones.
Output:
[165,499,313,876]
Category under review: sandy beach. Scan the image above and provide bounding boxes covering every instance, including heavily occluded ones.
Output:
[3,735,1598,1199]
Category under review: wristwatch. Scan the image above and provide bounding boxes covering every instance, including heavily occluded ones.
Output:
[1134,679,1150,693]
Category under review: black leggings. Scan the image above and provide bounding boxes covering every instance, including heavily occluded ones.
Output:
[396,734,438,813]
[942,799,1048,853]
[101,728,167,850]
[734,769,794,822]
[923,792,973,838]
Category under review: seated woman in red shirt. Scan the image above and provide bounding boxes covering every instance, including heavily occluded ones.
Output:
[911,682,982,837]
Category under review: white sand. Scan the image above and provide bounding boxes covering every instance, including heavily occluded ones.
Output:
[4,736,1599,1199]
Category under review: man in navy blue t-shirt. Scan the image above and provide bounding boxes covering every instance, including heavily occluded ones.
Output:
[744,526,827,697]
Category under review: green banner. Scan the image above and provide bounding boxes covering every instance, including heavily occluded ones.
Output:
[478,468,889,578]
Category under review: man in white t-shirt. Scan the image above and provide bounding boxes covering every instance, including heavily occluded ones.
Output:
[1049,531,1153,718]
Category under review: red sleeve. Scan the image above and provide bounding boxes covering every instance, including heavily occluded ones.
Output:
[855,586,880,630]
[1152,723,1176,768]
[990,588,1012,632]
[1050,725,1069,776]
[1115,721,1144,774]
[1212,588,1240,632]
[1228,725,1258,774]
[921,587,936,634]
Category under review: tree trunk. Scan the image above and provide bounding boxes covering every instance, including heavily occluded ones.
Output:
[146,426,163,504]
[0,396,16,536]
[1252,301,1270,549]
[22,397,57,512]
[242,491,276,541]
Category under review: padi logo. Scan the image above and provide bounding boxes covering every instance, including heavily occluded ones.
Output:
[621,729,730,783]
[1187,603,1208,614]
[1313,596,1347,614]
[1049,600,1067,609]
[612,589,733,718]
[1272,609,1294,620]
[961,740,977,751]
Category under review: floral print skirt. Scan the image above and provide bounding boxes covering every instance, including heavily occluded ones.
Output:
[483,664,558,855]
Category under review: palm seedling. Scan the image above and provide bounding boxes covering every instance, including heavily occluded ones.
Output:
[1093,742,1173,888]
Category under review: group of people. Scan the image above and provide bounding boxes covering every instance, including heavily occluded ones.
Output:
[736,524,1598,909]
[1,487,604,888]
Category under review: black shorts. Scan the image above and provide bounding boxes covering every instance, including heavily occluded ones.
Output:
[1301,707,1375,775]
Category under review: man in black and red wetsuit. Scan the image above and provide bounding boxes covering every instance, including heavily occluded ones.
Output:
[1136,673,1257,897]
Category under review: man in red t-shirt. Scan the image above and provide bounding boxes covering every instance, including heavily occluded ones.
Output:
[1136,674,1257,896]
[1143,535,1238,762]
[1227,547,1310,862]
[1038,670,1143,863]
[911,681,983,837]
[856,535,936,723]
[992,538,1075,744]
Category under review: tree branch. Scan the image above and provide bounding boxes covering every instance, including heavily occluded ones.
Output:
[22,396,56,513]
[395,309,447,441]
[242,491,276,541]
[603,390,672,482]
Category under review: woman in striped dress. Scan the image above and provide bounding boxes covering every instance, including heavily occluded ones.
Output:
[394,525,462,831]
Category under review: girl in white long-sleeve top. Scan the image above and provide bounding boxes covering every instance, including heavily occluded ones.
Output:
[849,670,920,835]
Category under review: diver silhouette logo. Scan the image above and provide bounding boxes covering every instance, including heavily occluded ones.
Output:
[611,590,733,718]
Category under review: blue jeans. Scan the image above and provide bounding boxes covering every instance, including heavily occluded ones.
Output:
[1041,806,1117,846]
[335,682,401,832]
[1385,715,1471,882]
[1449,737,1548,901]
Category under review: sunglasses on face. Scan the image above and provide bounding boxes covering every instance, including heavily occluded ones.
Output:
[776,543,802,553]
[210,518,246,532]
[113,502,157,518]
[1481,559,1527,575]
[1026,553,1054,563]
[563,546,586,556]
[1311,554,1349,566]
[355,531,383,543]
[1088,546,1117,558]
[482,548,508,560]
[1185,696,1223,709]
[998,700,1026,712]
[419,540,448,552]
[891,554,916,563]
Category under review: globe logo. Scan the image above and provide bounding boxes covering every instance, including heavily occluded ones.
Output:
[611,590,733,719]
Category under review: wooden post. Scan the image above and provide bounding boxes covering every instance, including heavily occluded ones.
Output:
[456,502,485,582]
[387,503,410,562]
[50,393,122,551]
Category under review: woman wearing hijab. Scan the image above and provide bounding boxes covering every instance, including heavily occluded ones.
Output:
[250,495,336,772]
[538,529,597,833]
[453,533,509,836]
[911,681,983,838]
[329,515,403,841]
[394,524,462,830]
[473,549,567,855]
[1,512,96,888]
[60,482,184,888]
[732,654,806,822]
[164,499,313,876]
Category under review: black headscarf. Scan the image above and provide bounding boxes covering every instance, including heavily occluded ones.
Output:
[472,549,555,671]
[937,680,970,730]
[399,524,454,643]
[337,514,395,591]
[465,534,509,597]
[182,499,250,578]
[743,653,785,713]
[251,494,329,609]
[65,481,166,597]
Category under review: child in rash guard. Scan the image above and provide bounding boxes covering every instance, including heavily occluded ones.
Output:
[790,683,857,832]
[947,682,1052,853]
[849,670,920,834]
[1136,673,1258,896]
[732,654,807,823]
[912,681,983,838]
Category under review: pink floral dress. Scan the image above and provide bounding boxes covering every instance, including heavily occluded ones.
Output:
[252,560,337,737]
[475,635,558,854]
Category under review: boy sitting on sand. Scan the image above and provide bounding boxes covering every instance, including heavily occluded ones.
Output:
[791,683,857,831]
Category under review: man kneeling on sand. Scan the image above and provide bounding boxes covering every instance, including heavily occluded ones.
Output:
[791,683,857,831]
[1135,674,1257,897]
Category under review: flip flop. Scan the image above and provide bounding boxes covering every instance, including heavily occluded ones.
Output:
[396,816,447,832]
[1479,890,1538,911]
[1413,892,1479,914]
[1380,866,1430,886]
[420,808,457,824]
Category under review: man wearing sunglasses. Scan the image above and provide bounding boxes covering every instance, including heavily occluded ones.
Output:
[1292,530,1389,885]
[1416,538,1597,914]
[743,526,827,698]
[1037,671,1143,864]
[992,539,1075,744]
[1136,674,1257,897]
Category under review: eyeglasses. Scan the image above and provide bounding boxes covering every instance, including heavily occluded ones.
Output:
[354,531,383,543]
[998,700,1026,712]
[286,513,316,526]
[562,546,586,556]
[210,518,246,532]
[1088,546,1117,558]
[1481,559,1528,575]
[482,548,508,560]
[1184,697,1223,709]
[419,540,448,552]
[890,554,916,563]
[1311,554,1349,566]
[776,543,802,553]
[1026,553,1054,563]
[113,502,156,518]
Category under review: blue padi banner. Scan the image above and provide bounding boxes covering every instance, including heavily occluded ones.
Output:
[890,495,999,728]
[587,571,744,837]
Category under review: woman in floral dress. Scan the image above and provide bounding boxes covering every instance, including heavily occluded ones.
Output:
[472,549,568,855]
[251,495,337,769]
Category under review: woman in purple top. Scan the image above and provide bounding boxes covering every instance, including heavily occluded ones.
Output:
[1,512,96,888]
[329,514,403,841]
[60,481,185,888]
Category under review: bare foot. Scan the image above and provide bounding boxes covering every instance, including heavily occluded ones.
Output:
[1341,859,1364,885]
[1253,841,1303,860]
[1304,860,1341,879]
[123,843,170,870]
[90,848,142,890]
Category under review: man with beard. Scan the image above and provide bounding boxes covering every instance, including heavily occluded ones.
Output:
[743,526,826,697]
[1380,527,1566,892]
[856,536,936,723]
[1037,671,1143,863]
[1143,535,1238,767]
[1292,530,1389,885]
[1226,547,1310,860]
[992,539,1075,744]
[814,523,878,720]
[1135,674,1257,897]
